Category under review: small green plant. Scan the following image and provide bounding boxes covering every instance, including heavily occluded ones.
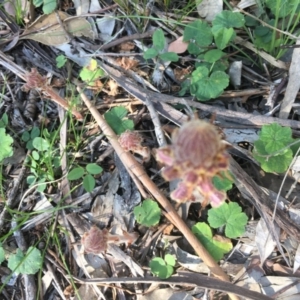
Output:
[25,129,61,192]
[0,113,8,128]
[32,0,56,14]
[149,254,176,279]
[56,55,67,68]
[133,199,161,227]
[104,106,134,135]
[79,59,105,85]
[0,128,13,162]
[22,126,40,150]
[180,11,245,100]
[252,123,299,173]
[213,171,234,192]
[208,202,248,239]
[67,163,103,192]
[245,0,300,58]
[192,222,232,261]
[143,29,179,62]
[0,244,43,275]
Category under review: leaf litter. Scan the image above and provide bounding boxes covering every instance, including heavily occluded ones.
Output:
[1,1,300,300]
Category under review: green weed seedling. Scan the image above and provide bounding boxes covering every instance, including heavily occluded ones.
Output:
[25,129,61,192]
[208,202,248,239]
[213,170,234,192]
[104,106,134,135]
[56,55,67,69]
[149,254,176,279]
[252,123,300,173]
[193,201,247,261]
[0,128,13,163]
[67,163,103,192]
[0,243,42,275]
[180,11,245,100]
[245,0,300,58]
[192,222,232,261]
[134,199,161,227]
[143,29,179,62]
[79,59,105,85]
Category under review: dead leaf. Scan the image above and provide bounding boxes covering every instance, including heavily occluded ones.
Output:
[107,79,119,96]
[20,11,93,46]
[255,219,278,265]
[116,57,139,70]
[168,36,188,54]
[174,66,192,82]
[118,41,135,51]
[197,0,223,22]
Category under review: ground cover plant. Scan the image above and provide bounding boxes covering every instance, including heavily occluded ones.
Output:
[1,0,300,299]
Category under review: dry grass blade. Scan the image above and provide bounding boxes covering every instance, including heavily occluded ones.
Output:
[77,87,241,300]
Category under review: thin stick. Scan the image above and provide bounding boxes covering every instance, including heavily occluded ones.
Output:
[77,87,239,300]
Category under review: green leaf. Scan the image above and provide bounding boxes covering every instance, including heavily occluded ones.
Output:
[27,175,37,186]
[79,59,105,83]
[67,167,85,181]
[104,106,134,135]
[7,247,42,275]
[43,0,57,14]
[56,55,67,68]
[253,140,293,173]
[0,128,13,162]
[164,254,176,267]
[212,11,245,31]
[134,199,161,227]
[159,52,179,62]
[33,0,43,7]
[150,257,173,279]
[22,131,30,142]
[32,150,40,161]
[153,29,165,51]
[213,27,236,50]
[213,171,234,192]
[208,202,248,238]
[192,222,232,261]
[83,174,95,192]
[204,49,225,63]
[32,137,50,152]
[36,178,47,193]
[31,127,40,139]
[0,245,5,264]
[187,42,204,55]
[265,0,300,18]
[0,113,8,128]
[190,66,229,101]
[86,163,103,175]
[183,20,213,47]
[258,123,292,154]
[143,48,159,60]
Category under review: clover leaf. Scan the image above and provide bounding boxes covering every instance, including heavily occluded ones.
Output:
[192,222,232,261]
[258,123,293,154]
[0,128,13,162]
[8,247,42,275]
[134,199,161,227]
[104,106,134,135]
[265,0,300,18]
[212,11,245,31]
[153,29,165,51]
[252,123,295,173]
[190,66,229,101]
[208,202,248,238]
[253,140,293,173]
[150,254,176,279]
[213,171,234,192]
[183,20,213,47]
